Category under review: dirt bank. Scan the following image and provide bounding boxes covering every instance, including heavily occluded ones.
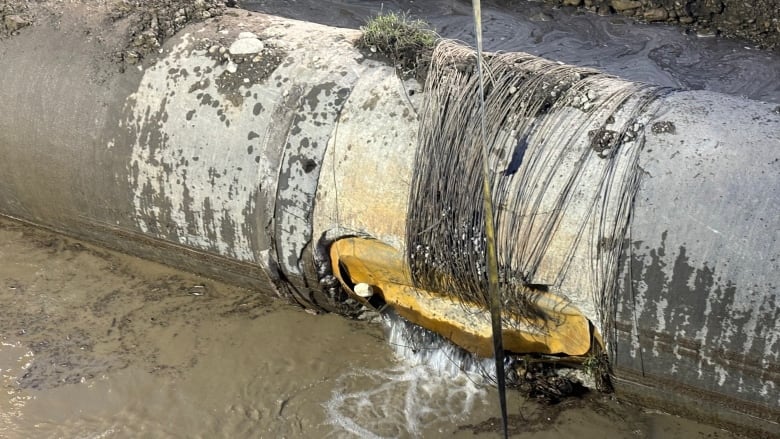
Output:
[0,0,231,66]
[526,0,780,50]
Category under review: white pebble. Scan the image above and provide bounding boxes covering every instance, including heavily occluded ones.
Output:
[354,283,374,298]
[229,38,264,55]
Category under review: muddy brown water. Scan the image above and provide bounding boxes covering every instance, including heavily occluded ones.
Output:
[0,218,743,437]
[244,0,780,104]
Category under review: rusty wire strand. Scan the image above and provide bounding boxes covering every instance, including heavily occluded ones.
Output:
[407,39,669,365]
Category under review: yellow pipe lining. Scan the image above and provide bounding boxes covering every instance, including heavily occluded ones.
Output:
[330,237,596,357]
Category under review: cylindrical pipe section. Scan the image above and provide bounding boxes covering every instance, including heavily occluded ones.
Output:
[0,7,777,436]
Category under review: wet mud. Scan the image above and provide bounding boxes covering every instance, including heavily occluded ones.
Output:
[533,0,780,51]
[0,217,746,438]
[0,217,273,392]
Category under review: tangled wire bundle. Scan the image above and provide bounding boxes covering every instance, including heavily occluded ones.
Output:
[406,40,670,351]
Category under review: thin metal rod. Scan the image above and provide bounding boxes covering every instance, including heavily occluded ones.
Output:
[471,2,509,438]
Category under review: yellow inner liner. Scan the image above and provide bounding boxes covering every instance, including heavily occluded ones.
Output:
[330,237,595,358]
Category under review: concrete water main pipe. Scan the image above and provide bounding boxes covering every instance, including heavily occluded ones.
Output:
[0,6,778,437]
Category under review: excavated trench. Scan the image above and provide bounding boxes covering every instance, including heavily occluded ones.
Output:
[0,1,779,437]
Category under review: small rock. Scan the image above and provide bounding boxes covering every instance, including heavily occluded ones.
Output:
[251,55,262,63]
[597,6,613,16]
[238,31,259,39]
[611,0,642,11]
[189,285,206,296]
[4,15,30,32]
[208,45,220,54]
[644,8,668,22]
[696,28,717,38]
[563,0,582,6]
[529,12,553,22]
[651,121,676,134]
[319,275,338,288]
[126,51,140,65]
[229,38,264,55]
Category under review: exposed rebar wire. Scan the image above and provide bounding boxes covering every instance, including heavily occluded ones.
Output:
[407,37,669,387]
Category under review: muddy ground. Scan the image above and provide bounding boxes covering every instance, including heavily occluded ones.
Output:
[0,217,275,392]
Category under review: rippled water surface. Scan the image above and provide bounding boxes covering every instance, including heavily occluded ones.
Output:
[244,0,780,103]
[0,221,741,437]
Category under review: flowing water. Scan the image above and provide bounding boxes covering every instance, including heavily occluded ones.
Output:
[2,1,779,437]
[0,218,743,438]
[244,0,780,104]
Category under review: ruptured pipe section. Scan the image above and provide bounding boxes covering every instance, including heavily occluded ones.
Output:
[0,6,778,437]
[329,237,593,358]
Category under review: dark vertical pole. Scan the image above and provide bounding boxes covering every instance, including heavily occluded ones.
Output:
[471,2,509,438]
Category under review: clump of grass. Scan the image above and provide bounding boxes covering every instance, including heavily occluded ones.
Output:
[583,351,613,393]
[357,11,437,80]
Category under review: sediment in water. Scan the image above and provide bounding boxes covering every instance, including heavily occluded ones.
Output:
[514,0,780,50]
